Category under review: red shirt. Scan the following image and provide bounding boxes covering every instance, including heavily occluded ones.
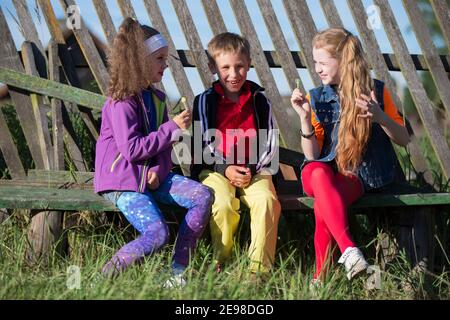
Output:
[214,82,257,165]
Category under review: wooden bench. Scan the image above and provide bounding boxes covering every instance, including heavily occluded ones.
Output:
[1,152,449,274]
[1,149,450,213]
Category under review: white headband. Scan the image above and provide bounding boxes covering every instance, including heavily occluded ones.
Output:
[144,34,168,54]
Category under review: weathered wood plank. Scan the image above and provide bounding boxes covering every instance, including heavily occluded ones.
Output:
[257,0,304,92]
[117,0,137,20]
[172,0,214,88]
[27,169,93,184]
[36,0,66,44]
[229,0,301,151]
[36,0,101,141]
[0,185,117,212]
[12,0,46,60]
[280,192,450,211]
[0,67,106,110]
[21,42,54,170]
[0,183,449,212]
[57,0,109,94]
[403,0,450,117]
[430,0,450,47]
[201,0,227,35]
[347,0,431,182]
[143,0,195,106]
[49,41,65,171]
[319,0,344,28]
[0,8,45,169]
[92,0,117,46]
[282,0,321,86]
[0,108,26,178]
[60,105,89,171]
[374,0,450,179]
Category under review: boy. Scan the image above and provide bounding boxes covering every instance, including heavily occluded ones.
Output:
[190,32,281,275]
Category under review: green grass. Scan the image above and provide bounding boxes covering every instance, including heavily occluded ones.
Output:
[1,211,449,300]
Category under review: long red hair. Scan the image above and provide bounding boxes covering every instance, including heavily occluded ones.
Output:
[313,28,373,174]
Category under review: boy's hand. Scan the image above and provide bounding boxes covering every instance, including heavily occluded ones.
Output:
[225,165,251,188]
[147,171,160,190]
[173,109,192,130]
[291,88,311,121]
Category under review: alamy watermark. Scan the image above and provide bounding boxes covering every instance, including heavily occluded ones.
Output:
[169,121,280,175]
[66,265,81,290]
[366,5,382,30]
[66,5,81,30]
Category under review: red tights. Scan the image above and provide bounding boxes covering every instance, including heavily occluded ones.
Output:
[301,162,364,279]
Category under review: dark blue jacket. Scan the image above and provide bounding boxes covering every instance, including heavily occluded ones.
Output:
[308,79,402,190]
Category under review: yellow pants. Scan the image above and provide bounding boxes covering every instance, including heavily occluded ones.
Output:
[199,170,281,273]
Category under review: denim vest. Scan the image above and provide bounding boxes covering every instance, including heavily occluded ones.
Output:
[309,79,399,191]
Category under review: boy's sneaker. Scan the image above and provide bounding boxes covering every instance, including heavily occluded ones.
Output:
[163,274,187,289]
[338,247,369,280]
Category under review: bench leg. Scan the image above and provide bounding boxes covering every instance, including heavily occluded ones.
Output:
[26,210,68,264]
[374,207,436,296]
[0,208,8,224]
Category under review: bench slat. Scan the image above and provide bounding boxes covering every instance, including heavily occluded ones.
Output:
[1,184,449,213]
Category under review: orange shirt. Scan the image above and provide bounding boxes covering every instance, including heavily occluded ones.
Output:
[308,87,405,152]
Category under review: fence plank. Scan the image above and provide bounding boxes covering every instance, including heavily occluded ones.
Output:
[56,0,109,94]
[257,0,304,92]
[0,67,105,110]
[143,0,195,106]
[172,0,214,88]
[92,0,117,46]
[12,0,46,56]
[403,0,450,117]
[37,0,100,141]
[116,0,137,20]
[374,0,450,179]
[347,0,431,182]
[0,8,45,169]
[229,0,300,151]
[49,41,65,171]
[319,0,344,28]
[430,0,450,47]
[282,0,321,86]
[0,107,26,178]
[200,0,226,35]
[21,42,54,170]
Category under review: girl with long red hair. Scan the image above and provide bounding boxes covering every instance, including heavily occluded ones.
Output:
[290,28,410,284]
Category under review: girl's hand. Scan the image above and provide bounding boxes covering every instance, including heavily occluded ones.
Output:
[291,88,311,121]
[225,166,251,188]
[173,109,192,130]
[356,91,385,124]
[147,171,160,190]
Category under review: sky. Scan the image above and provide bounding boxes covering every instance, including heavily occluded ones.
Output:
[0,0,434,102]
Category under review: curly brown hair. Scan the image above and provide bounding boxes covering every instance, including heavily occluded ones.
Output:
[107,18,160,100]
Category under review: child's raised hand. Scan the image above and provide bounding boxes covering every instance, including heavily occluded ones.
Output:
[147,171,160,190]
[291,88,311,120]
[225,165,251,188]
[173,109,192,130]
[356,91,384,124]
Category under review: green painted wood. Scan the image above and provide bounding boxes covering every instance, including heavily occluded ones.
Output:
[0,67,106,110]
[1,179,449,212]
[279,193,450,211]
[0,185,117,212]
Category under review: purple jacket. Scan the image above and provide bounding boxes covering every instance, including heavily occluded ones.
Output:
[94,90,179,194]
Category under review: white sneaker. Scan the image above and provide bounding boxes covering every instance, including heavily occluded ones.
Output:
[163,274,187,289]
[338,247,369,280]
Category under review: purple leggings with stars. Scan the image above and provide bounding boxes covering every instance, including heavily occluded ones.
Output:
[102,173,213,276]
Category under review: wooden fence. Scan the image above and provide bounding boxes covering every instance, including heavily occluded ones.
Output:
[0,0,449,262]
